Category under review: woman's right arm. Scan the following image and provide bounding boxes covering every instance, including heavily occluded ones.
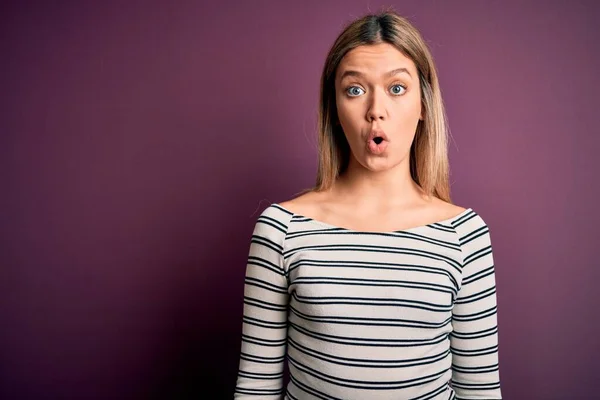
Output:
[234,205,291,399]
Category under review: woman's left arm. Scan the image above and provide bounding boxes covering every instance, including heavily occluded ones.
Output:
[451,214,502,399]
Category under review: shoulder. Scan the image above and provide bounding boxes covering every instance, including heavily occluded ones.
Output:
[451,206,489,232]
[450,206,493,260]
[425,197,469,223]
[255,202,294,230]
[249,190,323,240]
[429,198,492,240]
[441,202,469,222]
[277,189,323,218]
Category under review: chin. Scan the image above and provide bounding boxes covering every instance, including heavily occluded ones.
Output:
[357,157,398,172]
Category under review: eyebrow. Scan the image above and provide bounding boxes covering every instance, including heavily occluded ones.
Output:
[339,67,412,81]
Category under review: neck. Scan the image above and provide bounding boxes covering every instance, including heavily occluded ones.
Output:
[332,156,427,208]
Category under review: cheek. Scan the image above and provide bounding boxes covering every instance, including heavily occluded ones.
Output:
[335,100,359,133]
[400,91,422,117]
[336,92,366,118]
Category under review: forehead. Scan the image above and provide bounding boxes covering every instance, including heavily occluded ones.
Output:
[337,43,417,79]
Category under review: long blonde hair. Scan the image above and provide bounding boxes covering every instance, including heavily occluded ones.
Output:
[304,10,452,202]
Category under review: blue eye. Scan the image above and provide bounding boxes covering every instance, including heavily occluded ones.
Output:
[390,84,407,95]
[346,86,365,97]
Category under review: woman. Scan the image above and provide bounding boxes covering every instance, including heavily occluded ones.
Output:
[234,10,502,400]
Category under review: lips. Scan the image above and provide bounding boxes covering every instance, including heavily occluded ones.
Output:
[367,129,389,144]
[366,129,389,155]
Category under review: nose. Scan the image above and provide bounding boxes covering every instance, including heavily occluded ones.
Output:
[366,88,387,122]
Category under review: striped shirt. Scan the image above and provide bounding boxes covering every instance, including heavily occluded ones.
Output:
[234,203,501,399]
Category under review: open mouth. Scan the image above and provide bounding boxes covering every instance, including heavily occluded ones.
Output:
[367,135,388,155]
[366,129,389,154]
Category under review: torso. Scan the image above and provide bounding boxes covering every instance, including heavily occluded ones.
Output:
[279,189,466,233]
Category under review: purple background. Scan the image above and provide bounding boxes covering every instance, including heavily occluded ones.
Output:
[2,1,599,399]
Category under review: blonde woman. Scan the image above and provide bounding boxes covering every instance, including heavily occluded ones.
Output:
[235,10,501,400]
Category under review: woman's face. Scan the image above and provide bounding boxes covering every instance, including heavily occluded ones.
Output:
[335,42,422,172]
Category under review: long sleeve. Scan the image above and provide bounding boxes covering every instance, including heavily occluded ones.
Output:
[234,205,291,399]
[451,214,502,399]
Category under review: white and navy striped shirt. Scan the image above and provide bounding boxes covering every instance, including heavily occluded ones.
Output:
[235,203,501,399]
